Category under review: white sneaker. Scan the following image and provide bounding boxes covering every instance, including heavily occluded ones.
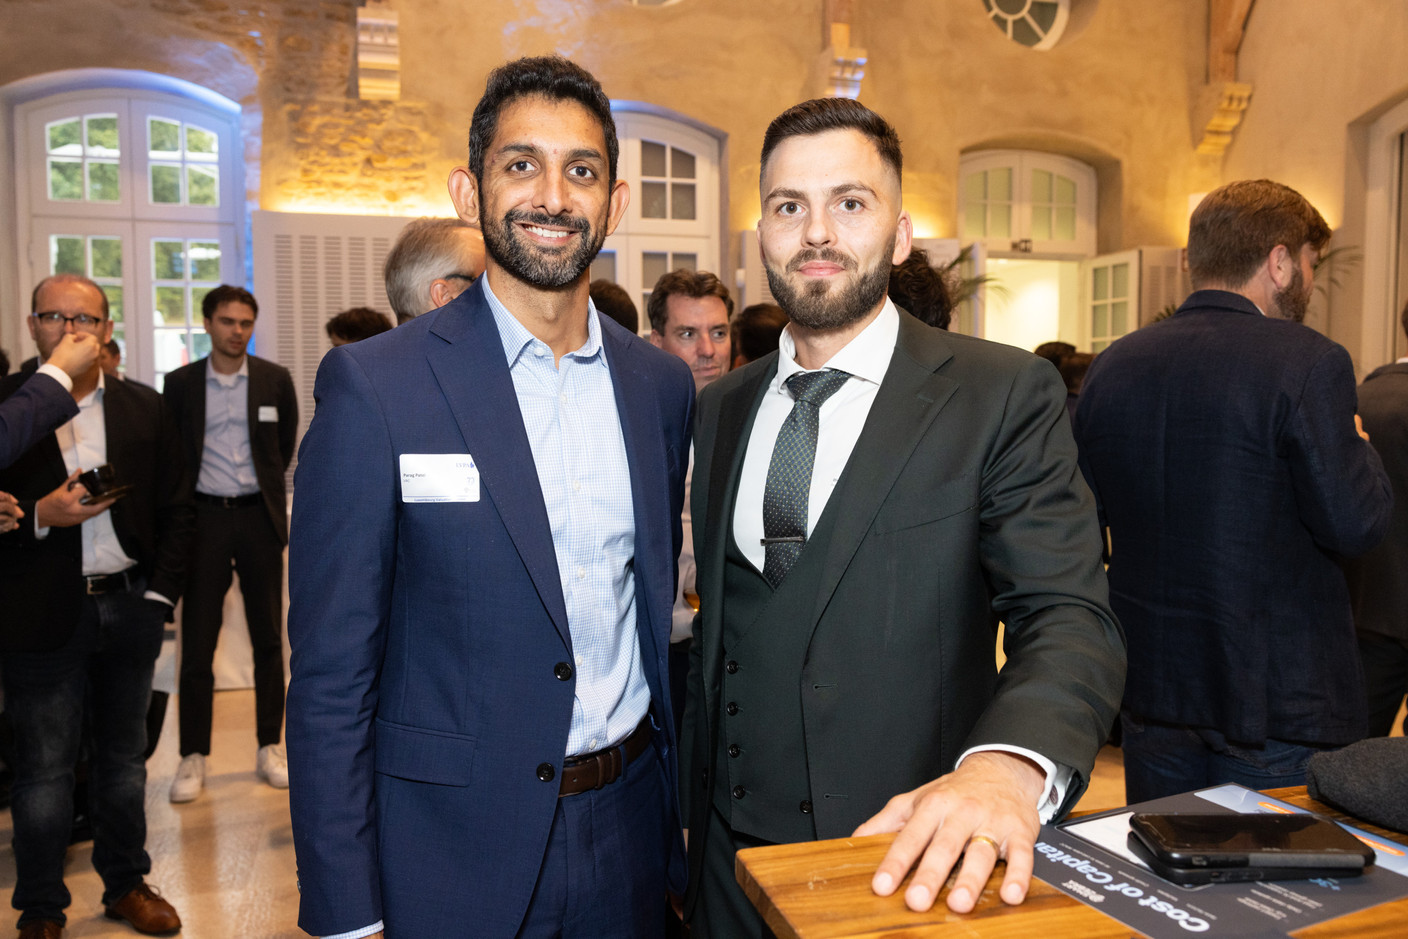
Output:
[256,744,289,789]
[169,753,206,803]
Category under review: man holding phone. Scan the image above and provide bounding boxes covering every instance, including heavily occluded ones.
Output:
[0,274,193,937]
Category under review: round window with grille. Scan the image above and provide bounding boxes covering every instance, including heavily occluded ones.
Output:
[981,0,1071,50]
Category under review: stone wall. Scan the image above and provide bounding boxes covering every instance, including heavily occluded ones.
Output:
[5,0,1408,364]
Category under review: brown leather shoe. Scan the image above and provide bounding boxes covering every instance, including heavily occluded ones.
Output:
[17,921,63,939]
[103,883,181,935]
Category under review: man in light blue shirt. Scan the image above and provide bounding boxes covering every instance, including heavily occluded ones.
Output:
[287,57,694,939]
[163,285,298,803]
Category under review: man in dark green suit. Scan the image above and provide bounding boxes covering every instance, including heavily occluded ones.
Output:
[681,98,1126,937]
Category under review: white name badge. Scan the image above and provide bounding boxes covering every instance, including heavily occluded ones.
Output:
[400,453,480,503]
[258,406,278,423]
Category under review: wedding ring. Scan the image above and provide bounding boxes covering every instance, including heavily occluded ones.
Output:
[967,834,1001,854]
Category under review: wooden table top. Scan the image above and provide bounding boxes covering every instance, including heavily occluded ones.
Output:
[734,787,1408,938]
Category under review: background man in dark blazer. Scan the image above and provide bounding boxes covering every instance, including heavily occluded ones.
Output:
[682,98,1125,937]
[287,57,692,939]
[0,274,191,937]
[1345,301,1408,736]
[162,284,298,803]
[1074,180,1393,804]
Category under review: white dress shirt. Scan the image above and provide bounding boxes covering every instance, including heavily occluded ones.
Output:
[732,299,1071,822]
[45,372,134,576]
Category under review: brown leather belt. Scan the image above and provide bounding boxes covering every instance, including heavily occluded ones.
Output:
[558,717,653,797]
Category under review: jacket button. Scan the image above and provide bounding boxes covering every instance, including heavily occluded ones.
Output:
[732,785,746,799]
[536,763,555,782]
[725,660,739,674]
[554,662,573,681]
[728,744,741,758]
[725,702,739,716]
[799,800,813,814]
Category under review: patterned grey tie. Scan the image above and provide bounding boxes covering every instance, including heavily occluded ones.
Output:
[761,368,852,588]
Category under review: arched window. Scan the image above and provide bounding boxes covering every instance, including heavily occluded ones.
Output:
[11,74,244,388]
[591,106,725,331]
[958,149,1096,258]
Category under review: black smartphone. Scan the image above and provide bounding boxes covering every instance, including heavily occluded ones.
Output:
[1127,813,1375,885]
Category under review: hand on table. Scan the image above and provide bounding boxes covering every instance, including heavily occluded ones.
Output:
[0,491,21,533]
[853,750,1046,914]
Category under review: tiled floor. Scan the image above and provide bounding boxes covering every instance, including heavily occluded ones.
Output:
[0,692,1400,937]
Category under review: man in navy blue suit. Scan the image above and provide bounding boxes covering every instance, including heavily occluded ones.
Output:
[1075,179,1393,803]
[286,57,693,939]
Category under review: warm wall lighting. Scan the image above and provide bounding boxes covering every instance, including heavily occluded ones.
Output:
[264,194,455,218]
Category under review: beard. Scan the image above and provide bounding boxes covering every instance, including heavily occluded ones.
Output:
[481,206,605,290]
[1269,264,1310,323]
[764,240,895,332]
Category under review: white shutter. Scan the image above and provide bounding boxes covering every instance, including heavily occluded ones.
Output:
[251,210,411,494]
[1136,246,1190,327]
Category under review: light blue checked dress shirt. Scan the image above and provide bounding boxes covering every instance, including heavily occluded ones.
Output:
[483,278,651,758]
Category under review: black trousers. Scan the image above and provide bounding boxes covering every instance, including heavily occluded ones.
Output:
[1358,631,1408,737]
[178,500,285,756]
[687,805,778,939]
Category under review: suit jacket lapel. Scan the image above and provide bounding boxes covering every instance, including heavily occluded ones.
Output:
[425,292,571,646]
[189,359,208,470]
[600,327,670,673]
[244,357,262,458]
[102,377,138,551]
[811,315,958,622]
[699,359,774,686]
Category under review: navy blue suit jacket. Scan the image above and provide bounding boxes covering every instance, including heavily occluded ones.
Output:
[286,284,693,938]
[1074,290,1392,746]
[0,370,77,470]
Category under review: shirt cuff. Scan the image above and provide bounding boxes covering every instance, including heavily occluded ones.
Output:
[36,362,73,393]
[955,744,1074,824]
[143,590,174,607]
[321,922,384,939]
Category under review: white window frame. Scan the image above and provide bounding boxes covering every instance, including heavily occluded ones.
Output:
[5,73,244,386]
[958,149,1097,258]
[601,104,727,333]
[1081,250,1140,352]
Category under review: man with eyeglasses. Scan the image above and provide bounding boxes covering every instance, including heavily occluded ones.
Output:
[0,273,193,938]
[383,217,487,324]
[162,284,298,805]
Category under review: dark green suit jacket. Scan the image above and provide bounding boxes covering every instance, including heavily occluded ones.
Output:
[681,310,1125,891]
